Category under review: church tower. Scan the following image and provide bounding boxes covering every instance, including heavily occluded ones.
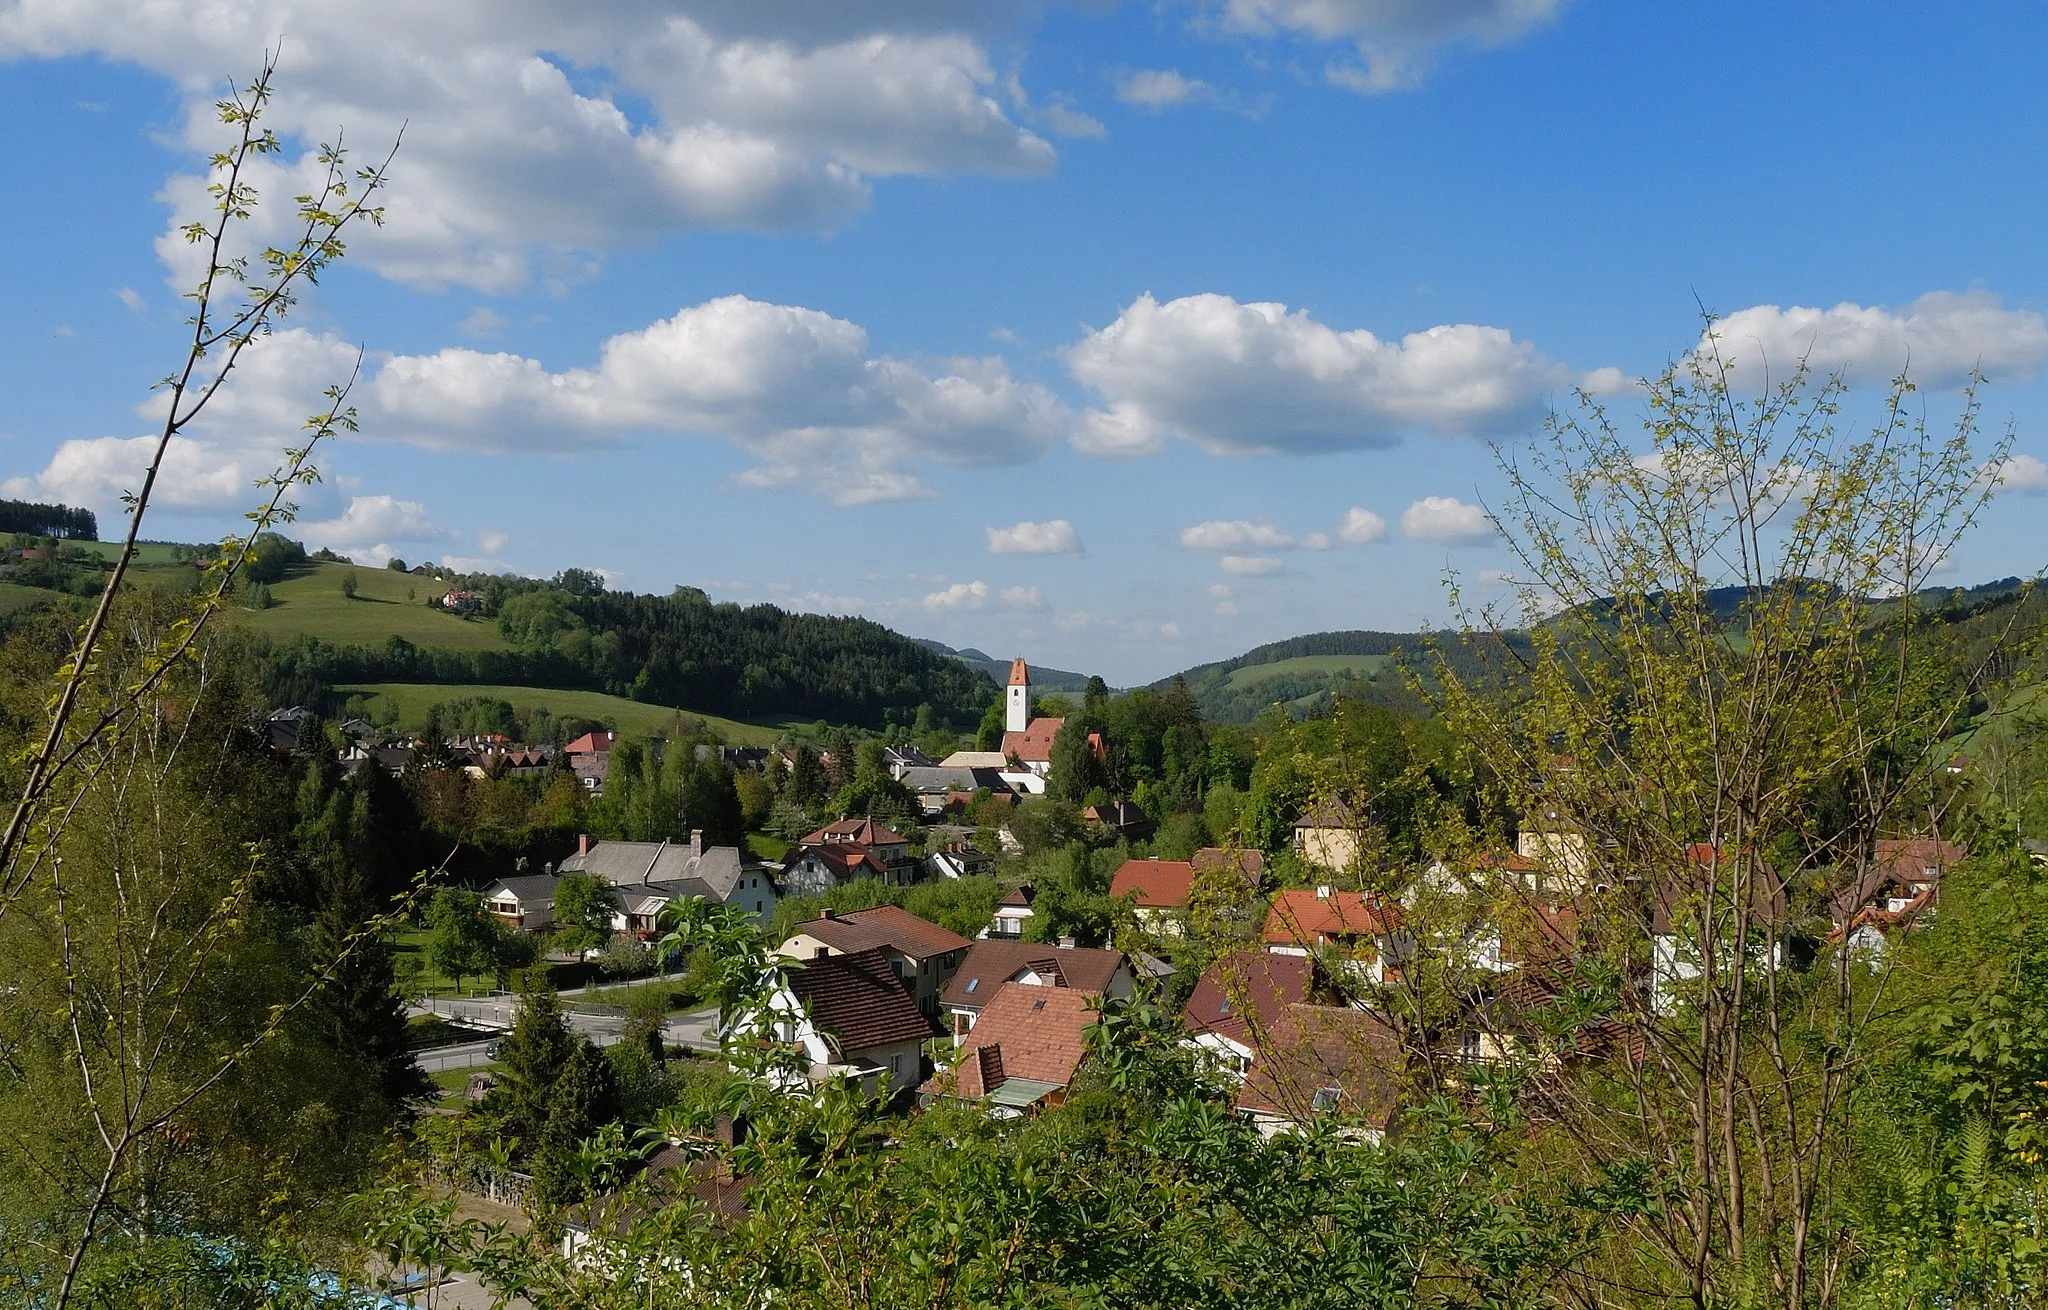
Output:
[1006,658,1031,734]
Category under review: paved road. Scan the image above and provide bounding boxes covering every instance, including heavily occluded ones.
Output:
[412,1001,722,1074]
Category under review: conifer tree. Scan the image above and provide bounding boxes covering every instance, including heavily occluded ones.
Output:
[305,867,434,1123]
[493,974,576,1148]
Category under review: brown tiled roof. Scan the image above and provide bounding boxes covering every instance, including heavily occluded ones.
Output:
[1262,889,1402,948]
[941,940,1127,1010]
[1192,846,1267,879]
[790,843,889,880]
[1876,836,1967,880]
[643,1146,751,1222]
[1235,1003,1403,1125]
[1181,950,1316,1048]
[923,982,1096,1097]
[1294,796,1369,830]
[1001,717,1063,765]
[1008,658,1030,687]
[787,947,938,1054]
[802,817,909,847]
[792,905,970,960]
[1109,858,1196,909]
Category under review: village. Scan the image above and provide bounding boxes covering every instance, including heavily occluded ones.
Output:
[272,658,1986,1269]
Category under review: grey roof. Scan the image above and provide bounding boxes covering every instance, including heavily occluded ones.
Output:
[898,765,1010,795]
[484,873,560,904]
[558,840,747,903]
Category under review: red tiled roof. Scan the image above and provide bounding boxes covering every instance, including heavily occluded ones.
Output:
[1235,1003,1404,1124]
[802,817,908,847]
[1262,888,1402,948]
[1008,658,1030,687]
[563,731,617,756]
[941,940,1127,1010]
[787,947,938,1055]
[1475,848,1542,874]
[1001,717,1063,765]
[924,982,1095,1097]
[791,905,969,960]
[1182,950,1315,1048]
[1500,898,1580,966]
[1109,858,1196,909]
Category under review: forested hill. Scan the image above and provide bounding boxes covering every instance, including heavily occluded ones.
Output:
[566,589,1000,727]
[1156,629,1528,724]
[243,568,1000,732]
[916,640,1097,693]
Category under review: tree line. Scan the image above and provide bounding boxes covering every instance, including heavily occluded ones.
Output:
[0,497,97,540]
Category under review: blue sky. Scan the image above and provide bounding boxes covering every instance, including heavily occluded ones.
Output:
[3,0,2046,685]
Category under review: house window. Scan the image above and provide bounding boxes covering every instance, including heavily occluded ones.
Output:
[1310,1086,1342,1113]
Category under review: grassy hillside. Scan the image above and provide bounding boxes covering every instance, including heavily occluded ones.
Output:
[1223,652,1394,690]
[236,561,509,651]
[338,681,790,746]
[0,583,66,616]
[1158,630,1468,722]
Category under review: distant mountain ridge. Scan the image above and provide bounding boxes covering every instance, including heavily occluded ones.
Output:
[1159,575,2040,724]
[1151,630,1461,723]
[916,639,1098,694]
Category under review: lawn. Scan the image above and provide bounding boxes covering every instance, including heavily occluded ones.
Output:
[566,977,702,1014]
[342,681,791,746]
[745,831,792,862]
[234,561,510,651]
[429,1064,494,1097]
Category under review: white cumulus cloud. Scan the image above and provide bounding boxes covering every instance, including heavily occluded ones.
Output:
[1180,519,1295,551]
[924,579,989,610]
[1206,0,1562,93]
[1401,495,1496,545]
[1983,453,2048,494]
[2,434,251,512]
[1116,69,1214,108]
[1220,554,1285,575]
[11,297,1068,508]
[987,519,1083,554]
[1705,291,2048,391]
[1068,293,1561,457]
[1337,506,1388,544]
[999,584,1046,611]
[1,2,1058,292]
[299,495,446,550]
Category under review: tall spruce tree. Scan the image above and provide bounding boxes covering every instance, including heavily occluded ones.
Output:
[305,867,434,1123]
[494,974,576,1149]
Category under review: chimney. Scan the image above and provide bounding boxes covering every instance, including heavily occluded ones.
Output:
[822,907,837,921]
[1316,884,1332,899]
[1057,934,1076,950]
[689,828,703,856]
[578,833,589,856]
